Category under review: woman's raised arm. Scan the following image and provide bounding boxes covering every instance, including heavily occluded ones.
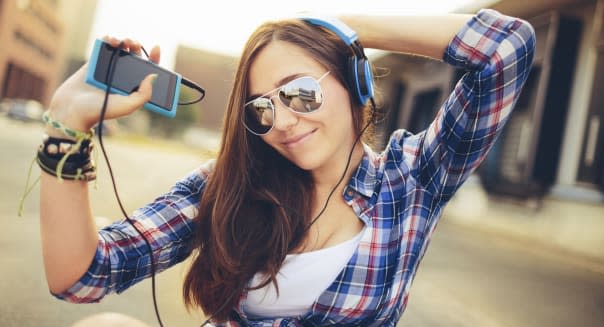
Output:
[341,13,472,60]
[40,37,158,293]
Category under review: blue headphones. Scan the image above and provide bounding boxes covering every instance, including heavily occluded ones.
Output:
[299,15,375,106]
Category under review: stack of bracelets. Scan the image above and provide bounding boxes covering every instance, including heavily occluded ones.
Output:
[38,111,97,182]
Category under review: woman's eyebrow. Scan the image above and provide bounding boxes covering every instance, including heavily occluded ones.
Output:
[247,73,306,100]
[273,74,304,89]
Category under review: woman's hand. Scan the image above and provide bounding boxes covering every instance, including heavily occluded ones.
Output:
[47,36,161,133]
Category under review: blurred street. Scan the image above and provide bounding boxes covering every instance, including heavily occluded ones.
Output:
[1,116,603,327]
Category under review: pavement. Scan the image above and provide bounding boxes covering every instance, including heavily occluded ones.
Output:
[444,174,604,273]
[1,116,603,327]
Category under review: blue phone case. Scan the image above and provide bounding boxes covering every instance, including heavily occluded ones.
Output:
[85,39,182,118]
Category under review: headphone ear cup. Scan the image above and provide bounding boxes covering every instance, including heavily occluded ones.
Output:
[356,58,369,97]
[347,55,374,105]
[357,58,374,102]
[347,55,362,104]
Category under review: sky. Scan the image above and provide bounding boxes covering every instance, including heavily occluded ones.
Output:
[90,0,481,69]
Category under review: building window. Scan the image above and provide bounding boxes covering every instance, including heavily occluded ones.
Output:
[407,88,441,134]
[26,3,59,35]
[577,45,604,189]
[2,62,46,102]
[477,12,582,197]
[13,29,54,60]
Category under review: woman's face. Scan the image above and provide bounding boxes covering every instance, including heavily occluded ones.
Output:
[247,40,357,172]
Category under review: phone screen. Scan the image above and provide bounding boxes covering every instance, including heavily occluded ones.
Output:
[93,43,177,111]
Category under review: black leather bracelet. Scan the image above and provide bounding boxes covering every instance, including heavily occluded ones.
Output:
[36,133,97,181]
[37,148,93,170]
[36,151,96,181]
[39,134,93,162]
[41,134,93,156]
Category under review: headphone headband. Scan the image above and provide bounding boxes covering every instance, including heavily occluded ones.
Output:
[297,15,358,45]
[298,14,374,106]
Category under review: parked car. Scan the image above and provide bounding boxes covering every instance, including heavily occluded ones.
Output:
[1,99,44,122]
[0,101,8,115]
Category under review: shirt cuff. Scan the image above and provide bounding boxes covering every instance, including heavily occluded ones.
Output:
[50,239,110,303]
[443,9,525,71]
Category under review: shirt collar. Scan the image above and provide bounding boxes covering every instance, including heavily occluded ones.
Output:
[346,143,381,199]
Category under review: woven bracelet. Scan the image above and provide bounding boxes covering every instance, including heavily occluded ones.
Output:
[19,115,97,215]
[42,111,94,140]
[41,111,97,181]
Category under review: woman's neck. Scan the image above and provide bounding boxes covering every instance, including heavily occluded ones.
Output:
[311,142,365,196]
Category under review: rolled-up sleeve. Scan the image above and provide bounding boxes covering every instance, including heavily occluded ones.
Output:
[413,9,536,201]
[52,160,215,303]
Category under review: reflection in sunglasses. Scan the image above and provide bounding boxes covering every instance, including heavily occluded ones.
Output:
[243,71,330,135]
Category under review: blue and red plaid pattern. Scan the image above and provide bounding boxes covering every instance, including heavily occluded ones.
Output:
[53,9,535,327]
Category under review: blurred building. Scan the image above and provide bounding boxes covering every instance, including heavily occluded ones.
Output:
[374,0,604,202]
[372,0,604,262]
[0,0,65,105]
[57,0,98,80]
[173,45,237,132]
[0,0,97,106]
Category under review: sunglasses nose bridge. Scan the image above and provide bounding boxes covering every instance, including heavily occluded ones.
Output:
[271,95,299,131]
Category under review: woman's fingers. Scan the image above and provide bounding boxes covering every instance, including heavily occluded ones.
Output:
[131,73,156,104]
[123,38,142,56]
[149,45,161,64]
[102,73,156,120]
[57,36,163,123]
[100,36,140,54]
[101,35,120,47]
[100,36,159,63]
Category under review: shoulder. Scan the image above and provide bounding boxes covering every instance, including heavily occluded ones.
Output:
[362,129,424,181]
[382,129,423,163]
[172,158,217,195]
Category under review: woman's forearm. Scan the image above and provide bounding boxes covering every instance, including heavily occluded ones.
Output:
[342,14,472,60]
[40,168,98,294]
[38,38,158,295]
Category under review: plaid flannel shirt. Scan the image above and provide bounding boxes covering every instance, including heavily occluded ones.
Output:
[53,9,536,327]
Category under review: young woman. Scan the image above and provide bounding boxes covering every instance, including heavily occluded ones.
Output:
[39,8,535,326]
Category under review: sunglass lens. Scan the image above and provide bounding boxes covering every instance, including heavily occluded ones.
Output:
[244,97,274,134]
[279,77,323,113]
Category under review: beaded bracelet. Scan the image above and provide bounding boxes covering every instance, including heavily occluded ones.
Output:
[40,134,93,160]
[19,112,98,217]
[40,111,97,182]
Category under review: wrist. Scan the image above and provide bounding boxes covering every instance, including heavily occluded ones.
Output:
[36,132,97,182]
[45,126,75,140]
[46,107,92,133]
[42,110,95,141]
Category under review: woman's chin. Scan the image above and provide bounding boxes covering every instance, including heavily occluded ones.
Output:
[286,155,323,172]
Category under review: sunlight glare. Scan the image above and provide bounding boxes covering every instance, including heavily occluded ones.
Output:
[90,0,477,68]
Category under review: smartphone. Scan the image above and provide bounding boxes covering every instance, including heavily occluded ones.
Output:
[85,39,182,118]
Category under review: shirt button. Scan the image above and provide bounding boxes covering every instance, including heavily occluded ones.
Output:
[346,189,354,197]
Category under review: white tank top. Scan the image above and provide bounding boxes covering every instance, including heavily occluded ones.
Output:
[242,229,364,319]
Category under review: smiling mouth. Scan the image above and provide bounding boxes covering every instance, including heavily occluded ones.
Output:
[282,129,317,148]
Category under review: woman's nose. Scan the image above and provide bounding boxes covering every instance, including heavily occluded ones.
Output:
[271,100,298,131]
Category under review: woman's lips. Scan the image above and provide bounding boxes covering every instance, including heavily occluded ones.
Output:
[282,129,317,148]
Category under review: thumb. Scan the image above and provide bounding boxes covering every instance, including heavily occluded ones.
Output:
[107,73,157,118]
[131,73,157,105]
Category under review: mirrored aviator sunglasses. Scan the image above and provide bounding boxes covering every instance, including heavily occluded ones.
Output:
[242,71,330,135]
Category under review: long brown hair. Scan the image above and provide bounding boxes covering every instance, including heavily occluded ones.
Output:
[182,19,373,322]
